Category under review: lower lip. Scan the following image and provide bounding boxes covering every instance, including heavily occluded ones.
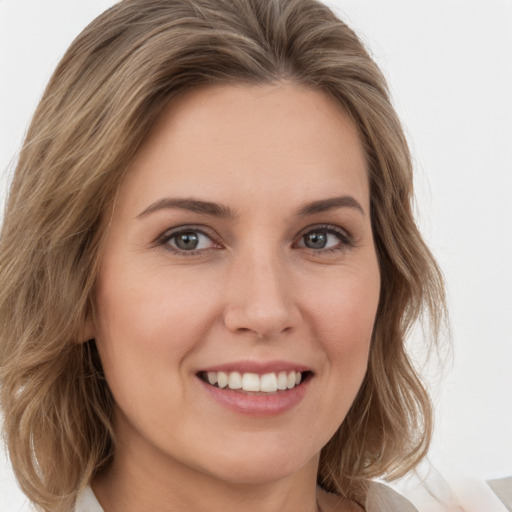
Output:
[198,377,310,416]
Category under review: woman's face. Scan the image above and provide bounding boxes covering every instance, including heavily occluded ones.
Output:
[91,83,381,485]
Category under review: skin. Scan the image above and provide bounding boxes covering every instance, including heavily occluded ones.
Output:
[88,82,381,512]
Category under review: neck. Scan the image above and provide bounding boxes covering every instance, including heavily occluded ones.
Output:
[92,432,321,512]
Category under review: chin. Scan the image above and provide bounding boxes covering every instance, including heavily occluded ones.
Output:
[192,435,320,485]
[206,458,313,486]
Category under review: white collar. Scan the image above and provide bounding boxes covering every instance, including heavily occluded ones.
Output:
[74,481,418,512]
[75,486,104,512]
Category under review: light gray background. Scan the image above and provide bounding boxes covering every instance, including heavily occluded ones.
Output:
[1,1,511,510]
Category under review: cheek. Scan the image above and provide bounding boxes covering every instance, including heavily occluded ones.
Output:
[92,260,228,410]
[310,263,379,335]
[92,268,212,431]
[95,260,215,350]
[298,264,380,444]
[306,263,380,376]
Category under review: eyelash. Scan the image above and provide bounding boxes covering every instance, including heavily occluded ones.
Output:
[154,224,354,256]
[294,224,354,253]
[154,226,221,256]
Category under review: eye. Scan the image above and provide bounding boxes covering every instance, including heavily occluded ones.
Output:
[157,227,219,253]
[295,226,352,252]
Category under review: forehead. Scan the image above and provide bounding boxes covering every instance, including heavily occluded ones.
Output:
[119,82,369,215]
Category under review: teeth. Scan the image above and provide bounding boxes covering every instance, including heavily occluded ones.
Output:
[204,370,304,392]
[260,373,278,392]
[228,372,242,389]
[217,371,228,389]
[277,371,288,390]
[242,373,260,392]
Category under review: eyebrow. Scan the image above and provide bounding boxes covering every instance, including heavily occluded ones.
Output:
[137,198,237,219]
[298,196,365,217]
[137,195,365,219]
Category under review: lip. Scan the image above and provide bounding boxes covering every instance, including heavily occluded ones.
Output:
[198,377,310,416]
[199,360,311,375]
[196,361,312,416]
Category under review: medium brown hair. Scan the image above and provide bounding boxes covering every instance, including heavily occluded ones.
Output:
[0,0,446,510]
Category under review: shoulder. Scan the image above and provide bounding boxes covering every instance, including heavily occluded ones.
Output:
[365,481,419,511]
[317,482,418,512]
[77,483,419,512]
[75,486,104,512]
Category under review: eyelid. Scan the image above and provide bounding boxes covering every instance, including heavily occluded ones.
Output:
[154,225,222,254]
[294,224,354,250]
[153,223,354,255]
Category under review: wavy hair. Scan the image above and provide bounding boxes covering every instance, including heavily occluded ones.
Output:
[0,0,446,510]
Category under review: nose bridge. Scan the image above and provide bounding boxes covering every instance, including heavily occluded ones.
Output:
[223,242,300,338]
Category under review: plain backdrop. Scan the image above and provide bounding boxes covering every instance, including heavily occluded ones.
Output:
[1,1,511,510]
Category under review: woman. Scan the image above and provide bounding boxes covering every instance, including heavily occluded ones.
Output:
[0,1,445,511]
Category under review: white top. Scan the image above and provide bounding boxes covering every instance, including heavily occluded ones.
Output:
[74,482,419,512]
[74,478,512,512]
[75,486,104,512]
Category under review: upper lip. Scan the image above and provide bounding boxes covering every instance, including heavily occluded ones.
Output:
[198,360,311,375]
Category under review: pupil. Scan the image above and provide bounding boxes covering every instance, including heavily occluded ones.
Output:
[176,232,199,250]
[305,231,327,249]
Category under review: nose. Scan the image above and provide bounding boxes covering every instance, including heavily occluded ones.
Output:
[222,251,302,339]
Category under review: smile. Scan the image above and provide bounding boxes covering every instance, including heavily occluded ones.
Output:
[199,370,308,393]
[196,362,313,415]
